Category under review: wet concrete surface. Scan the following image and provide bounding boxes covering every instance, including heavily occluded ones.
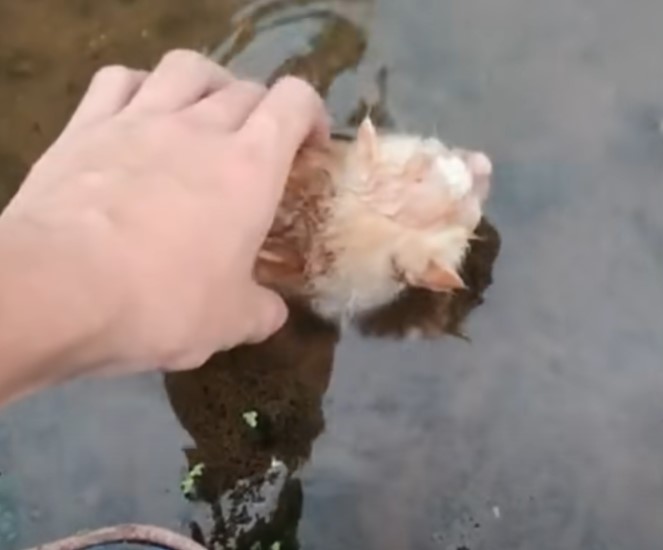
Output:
[1,0,663,549]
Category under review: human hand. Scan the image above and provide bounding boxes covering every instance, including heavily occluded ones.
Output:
[0,49,329,380]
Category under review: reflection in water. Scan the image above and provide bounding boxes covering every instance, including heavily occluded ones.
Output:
[164,303,338,549]
[212,1,368,97]
[345,65,395,130]
[208,0,393,129]
[164,229,499,548]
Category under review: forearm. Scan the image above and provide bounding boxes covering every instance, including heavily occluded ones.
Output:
[0,217,118,407]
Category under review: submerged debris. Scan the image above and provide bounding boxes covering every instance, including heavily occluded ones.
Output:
[180,462,205,498]
[242,410,259,429]
[492,506,501,519]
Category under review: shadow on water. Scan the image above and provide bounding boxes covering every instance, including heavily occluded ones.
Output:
[163,218,499,548]
[164,302,337,550]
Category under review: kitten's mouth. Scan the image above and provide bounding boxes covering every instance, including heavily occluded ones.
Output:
[453,149,492,203]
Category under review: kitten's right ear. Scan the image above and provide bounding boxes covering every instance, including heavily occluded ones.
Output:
[403,259,466,292]
[356,116,379,164]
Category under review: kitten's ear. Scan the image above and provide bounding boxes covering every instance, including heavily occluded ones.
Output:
[404,259,466,292]
[403,152,434,181]
[255,242,307,291]
[356,116,379,164]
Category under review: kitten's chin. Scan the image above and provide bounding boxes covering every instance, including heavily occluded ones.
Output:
[456,149,493,203]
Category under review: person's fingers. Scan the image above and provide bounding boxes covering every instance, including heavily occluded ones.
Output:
[124,49,234,114]
[185,79,267,131]
[63,66,148,132]
[239,284,289,345]
[237,76,330,192]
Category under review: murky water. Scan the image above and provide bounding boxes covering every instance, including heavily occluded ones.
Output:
[1,0,663,549]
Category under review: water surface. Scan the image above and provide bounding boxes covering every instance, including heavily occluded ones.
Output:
[1,1,663,549]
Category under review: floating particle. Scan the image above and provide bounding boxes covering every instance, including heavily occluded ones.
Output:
[180,463,205,497]
[242,410,259,429]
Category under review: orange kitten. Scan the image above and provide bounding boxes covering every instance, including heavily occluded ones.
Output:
[255,116,493,322]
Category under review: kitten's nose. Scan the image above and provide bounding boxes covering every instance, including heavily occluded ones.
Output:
[466,152,492,178]
[460,150,492,203]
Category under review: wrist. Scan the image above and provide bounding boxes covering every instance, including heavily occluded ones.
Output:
[0,212,123,406]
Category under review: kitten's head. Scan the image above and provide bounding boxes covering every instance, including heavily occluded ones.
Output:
[346,116,493,293]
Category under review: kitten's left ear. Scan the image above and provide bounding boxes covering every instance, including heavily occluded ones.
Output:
[356,116,379,164]
[404,259,466,292]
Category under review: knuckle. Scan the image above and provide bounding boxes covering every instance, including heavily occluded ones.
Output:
[160,48,206,68]
[237,138,266,166]
[92,64,133,83]
[232,137,270,174]
[251,109,280,136]
[274,75,319,104]
[239,79,268,97]
[270,75,326,124]
[274,74,313,93]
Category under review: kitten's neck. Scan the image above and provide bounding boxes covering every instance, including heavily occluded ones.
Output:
[253,137,354,299]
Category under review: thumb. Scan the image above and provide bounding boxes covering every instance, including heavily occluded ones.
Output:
[242,284,289,344]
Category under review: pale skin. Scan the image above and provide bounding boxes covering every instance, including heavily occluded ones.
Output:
[0,49,330,408]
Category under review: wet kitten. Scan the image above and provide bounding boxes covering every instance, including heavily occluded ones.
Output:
[254,116,493,322]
